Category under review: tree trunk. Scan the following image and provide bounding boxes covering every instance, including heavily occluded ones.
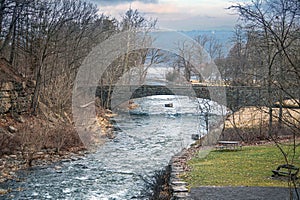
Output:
[268,65,273,137]
[31,63,42,115]
[0,0,6,36]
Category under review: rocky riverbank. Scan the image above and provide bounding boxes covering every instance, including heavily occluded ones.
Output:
[0,107,115,192]
[0,147,86,184]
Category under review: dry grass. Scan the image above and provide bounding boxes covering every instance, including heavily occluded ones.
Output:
[0,98,115,156]
[1,117,82,154]
[225,106,300,129]
[221,105,300,142]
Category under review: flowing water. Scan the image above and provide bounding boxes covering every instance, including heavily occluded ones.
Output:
[1,95,225,200]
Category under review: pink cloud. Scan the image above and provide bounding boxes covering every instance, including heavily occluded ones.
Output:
[97,1,237,30]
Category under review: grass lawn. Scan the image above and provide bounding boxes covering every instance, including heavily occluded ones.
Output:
[183,144,300,188]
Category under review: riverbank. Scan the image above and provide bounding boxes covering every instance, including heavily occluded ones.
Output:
[172,105,299,199]
[2,103,298,197]
[0,106,114,186]
[168,143,207,199]
[159,140,299,199]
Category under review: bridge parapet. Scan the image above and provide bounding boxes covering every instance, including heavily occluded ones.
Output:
[94,85,300,110]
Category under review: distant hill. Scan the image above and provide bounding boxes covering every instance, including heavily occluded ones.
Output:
[180,30,235,56]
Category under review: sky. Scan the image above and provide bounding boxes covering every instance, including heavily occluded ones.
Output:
[90,0,239,31]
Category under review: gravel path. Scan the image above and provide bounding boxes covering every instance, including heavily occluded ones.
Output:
[190,186,300,200]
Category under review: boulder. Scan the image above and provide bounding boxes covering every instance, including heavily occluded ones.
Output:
[0,189,9,195]
[16,115,25,123]
[191,134,200,140]
[0,127,13,137]
[0,97,11,113]
[0,82,14,91]
[54,165,62,170]
[8,126,18,133]
[9,155,17,159]
[26,80,36,88]
[0,91,10,98]
[13,96,31,113]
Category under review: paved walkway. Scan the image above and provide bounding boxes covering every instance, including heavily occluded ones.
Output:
[190,186,300,200]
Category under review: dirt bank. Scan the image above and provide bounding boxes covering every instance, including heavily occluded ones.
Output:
[0,106,114,185]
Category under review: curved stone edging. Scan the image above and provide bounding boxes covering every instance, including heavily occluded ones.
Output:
[168,142,215,199]
[169,151,191,199]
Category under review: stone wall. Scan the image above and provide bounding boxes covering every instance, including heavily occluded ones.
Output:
[0,81,33,114]
[169,152,190,199]
[96,85,300,110]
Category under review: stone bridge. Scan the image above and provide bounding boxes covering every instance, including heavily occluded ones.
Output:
[95,85,300,110]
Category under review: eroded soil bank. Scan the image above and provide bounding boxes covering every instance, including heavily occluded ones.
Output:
[0,106,115,187]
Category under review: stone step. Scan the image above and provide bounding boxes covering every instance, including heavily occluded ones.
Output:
[172,186,189,193]
[171,181,188,186]
[170,178,182,183]
[171,171,183,175]
[171,169,181,173]
[172,164,184,168]
[172,192,190,199]
[172,166,184,170]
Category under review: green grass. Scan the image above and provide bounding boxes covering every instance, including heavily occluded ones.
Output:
[183,144,300,188]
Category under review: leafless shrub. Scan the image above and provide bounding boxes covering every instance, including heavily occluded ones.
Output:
[0,128,14,156]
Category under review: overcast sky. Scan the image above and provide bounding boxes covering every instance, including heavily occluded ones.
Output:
[90,0,239,31]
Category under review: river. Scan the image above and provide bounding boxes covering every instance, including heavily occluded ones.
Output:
[1,95,225,200]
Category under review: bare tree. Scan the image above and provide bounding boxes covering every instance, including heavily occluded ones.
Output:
[98,8,157,107]
[29,0,98,114]
[229,1,300,197]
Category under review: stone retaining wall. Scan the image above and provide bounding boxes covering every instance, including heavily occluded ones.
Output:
[0,81,34,114]
[169,152,191,199]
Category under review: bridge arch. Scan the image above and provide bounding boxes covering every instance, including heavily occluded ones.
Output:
[72,29,227,148]
[98,85,300,112]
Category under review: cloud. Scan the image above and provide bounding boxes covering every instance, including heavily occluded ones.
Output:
[94,0,238,30]
[158,14,237,30]
[92,0,158,6]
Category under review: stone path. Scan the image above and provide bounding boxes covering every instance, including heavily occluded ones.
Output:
[190,186,300,200]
